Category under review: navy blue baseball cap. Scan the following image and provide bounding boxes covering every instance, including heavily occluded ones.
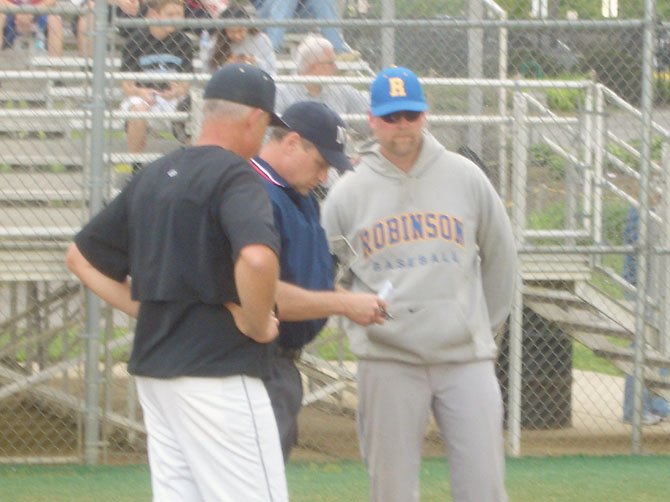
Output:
[281,101,351,172]
[204,63,287,127]
[370,66,428,117]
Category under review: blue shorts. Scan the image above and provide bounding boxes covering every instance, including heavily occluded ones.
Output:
[2,15,48,49]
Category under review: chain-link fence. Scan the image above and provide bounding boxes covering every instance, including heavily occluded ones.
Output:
[1,0,670,470]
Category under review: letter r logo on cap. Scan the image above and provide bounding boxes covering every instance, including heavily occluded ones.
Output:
[388,77,408,97]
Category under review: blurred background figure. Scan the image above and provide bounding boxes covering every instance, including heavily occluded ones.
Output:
[1,0,63,56]
[620,192,670,426]
[119,0,193,165]
[207,1,275,75]
[274,34,368,195]
[275,34,366,122]
[184,0,227,25]
[76,0,147,58]
[255,0,353,56]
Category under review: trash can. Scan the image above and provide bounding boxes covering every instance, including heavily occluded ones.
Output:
[496,308,573,429]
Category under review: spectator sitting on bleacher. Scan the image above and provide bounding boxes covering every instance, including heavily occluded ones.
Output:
[275,34,367,133]
[119,0,193,166]
[185,0,227,22]
[1,0,63,56]
[207,1,275,75]
[275,34,368,197]
[75,0,148,58]
[256,0,353,57]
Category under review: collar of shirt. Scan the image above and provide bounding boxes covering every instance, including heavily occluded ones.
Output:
[249,156,316,211]
[249,157,287,188]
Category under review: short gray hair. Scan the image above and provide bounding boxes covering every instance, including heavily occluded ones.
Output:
[203,99,254,121]
[294,34,334,74]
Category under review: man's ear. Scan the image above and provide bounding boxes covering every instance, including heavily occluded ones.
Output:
[282,131,301,152]
[253,108,272,128]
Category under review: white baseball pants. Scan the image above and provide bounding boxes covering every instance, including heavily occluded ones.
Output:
[136,374,287,502]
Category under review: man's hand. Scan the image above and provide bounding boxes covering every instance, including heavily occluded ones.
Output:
[139,87,158,105]
[161,82,189,101]
[225,302,279,342]
[341,292,388,326]
[231,54,257,66]
[115,0,140,17]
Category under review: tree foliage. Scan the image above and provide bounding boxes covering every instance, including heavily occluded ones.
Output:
[490,1,670,20]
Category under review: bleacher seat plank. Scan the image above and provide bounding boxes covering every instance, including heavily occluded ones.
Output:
[29,54,373,75]
[1,206,85,230]
[0,172,84,202]
[0,118,71,134]
[0,248,72,282]
[572,332,670,368]
[0,138,85,167]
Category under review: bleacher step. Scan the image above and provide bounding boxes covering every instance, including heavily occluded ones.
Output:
[1,206,86,229]
[0,172,85,202]
[526,300,631,339]
[572,332,670,368]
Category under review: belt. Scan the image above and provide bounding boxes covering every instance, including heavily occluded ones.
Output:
[275,346,303,360]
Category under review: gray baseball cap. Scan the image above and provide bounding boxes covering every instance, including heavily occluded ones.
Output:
[204,63,287,127]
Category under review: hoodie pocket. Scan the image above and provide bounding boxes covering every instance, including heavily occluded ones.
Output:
[366,298,473,356]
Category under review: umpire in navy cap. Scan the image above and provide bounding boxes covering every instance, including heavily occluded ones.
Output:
[249,101,389,461]
[66,64,289,500]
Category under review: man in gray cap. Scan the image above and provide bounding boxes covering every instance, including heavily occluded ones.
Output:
[249,101,388,461]
[65,64,288,501]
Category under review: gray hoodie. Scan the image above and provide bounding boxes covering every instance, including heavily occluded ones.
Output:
[321,131,517,364]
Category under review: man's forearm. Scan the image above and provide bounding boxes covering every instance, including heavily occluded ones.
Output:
[276,282,386,326]
[65,243,139,318]
[276,281,347,321]
[234,244,280,343]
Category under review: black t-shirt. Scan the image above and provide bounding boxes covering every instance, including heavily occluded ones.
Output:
[121,29,194,90]
[75,146,280,378]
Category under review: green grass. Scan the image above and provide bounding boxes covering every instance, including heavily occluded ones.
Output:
[315,324,624,377]
[0,326,132,365]
[572,341,624,376]
[1,456,668,501]
[312,327,355,361]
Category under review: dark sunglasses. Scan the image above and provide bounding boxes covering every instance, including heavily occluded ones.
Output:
[380,110,422,123]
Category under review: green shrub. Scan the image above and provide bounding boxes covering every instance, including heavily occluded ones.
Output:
[527,201,565,231]
[529,143,567,180]
[606,136,664,171]
[601,198,631,245]
[546,87,584,113]
[526,196,629,247]
[654,71,670,104]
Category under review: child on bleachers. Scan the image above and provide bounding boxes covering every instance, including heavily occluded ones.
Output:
[0,0,63,56]
[119,0,193,164]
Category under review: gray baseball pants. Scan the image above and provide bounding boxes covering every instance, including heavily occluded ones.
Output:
[356,359,507,502]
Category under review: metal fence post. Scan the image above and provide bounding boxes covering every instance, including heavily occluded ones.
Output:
[631,0,657,454]
[380,0,395,68]
[83,0,110,466]
[507,92,529,456]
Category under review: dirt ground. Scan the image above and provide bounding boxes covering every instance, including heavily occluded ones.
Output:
[293,369,670,460]
[1,369,669,463]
